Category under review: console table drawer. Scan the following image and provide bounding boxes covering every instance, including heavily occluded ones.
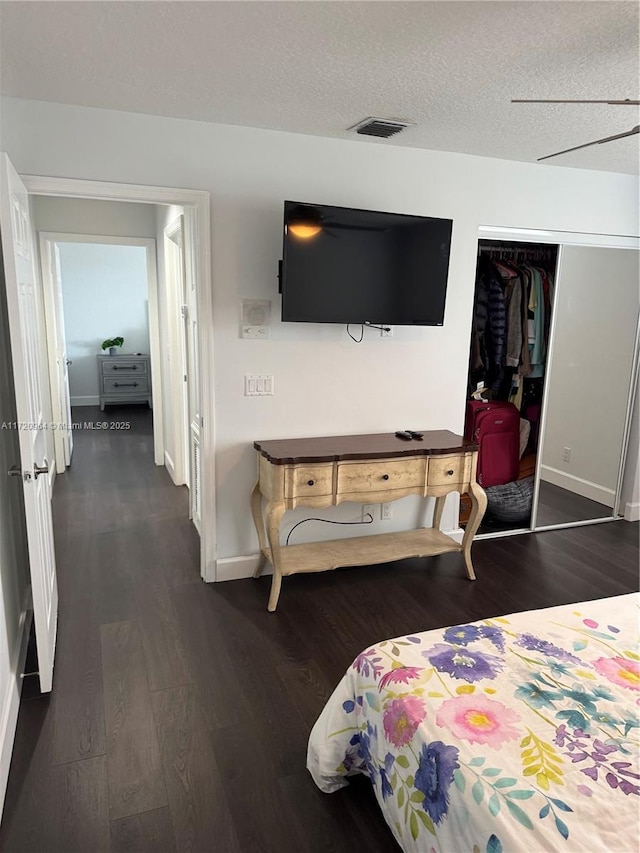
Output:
[336,457,425,495]
[102,376,150,395]
[427,453,472,486]
[285,464,333,497]
[101,358,148,375]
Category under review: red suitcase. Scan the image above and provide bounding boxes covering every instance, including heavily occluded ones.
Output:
[464,400,520,488]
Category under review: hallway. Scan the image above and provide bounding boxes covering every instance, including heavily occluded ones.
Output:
[0,405,638,852]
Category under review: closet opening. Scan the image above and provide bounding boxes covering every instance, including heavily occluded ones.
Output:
[460,239,559,536]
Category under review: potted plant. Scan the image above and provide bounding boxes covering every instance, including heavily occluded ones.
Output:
[102,336,124,356]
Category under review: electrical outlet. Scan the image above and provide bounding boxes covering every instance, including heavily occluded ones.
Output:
[380,325,393,338]
[241,325,270,339]
[362,504,376,522]
[562,447,571,463]
[381,503,392,520]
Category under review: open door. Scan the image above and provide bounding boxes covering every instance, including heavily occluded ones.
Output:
[0,153,58,693]
[41,237,73,470]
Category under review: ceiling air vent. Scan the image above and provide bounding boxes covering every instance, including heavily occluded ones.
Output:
[348,117,413,139]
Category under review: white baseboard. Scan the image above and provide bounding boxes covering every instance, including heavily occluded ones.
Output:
[540,465,615,508]
[624,501,640,522]
[164,450,176,484]
[215,554,271,582]
[214,526,465,583]
[70,395,100,406]
[0,597,32,815]
[447,526,465,544]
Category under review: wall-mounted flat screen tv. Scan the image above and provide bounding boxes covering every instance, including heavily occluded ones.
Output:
[280,201,452,326]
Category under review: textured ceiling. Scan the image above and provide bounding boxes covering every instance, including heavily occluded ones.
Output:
[1,1,638,173]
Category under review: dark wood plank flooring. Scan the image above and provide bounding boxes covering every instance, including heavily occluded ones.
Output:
[479,477,615,534]
[1,405,638,852]
[535,479,612,526]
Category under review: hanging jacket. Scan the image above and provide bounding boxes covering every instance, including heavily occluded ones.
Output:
[529,267,546,378]
[476,255,506,390]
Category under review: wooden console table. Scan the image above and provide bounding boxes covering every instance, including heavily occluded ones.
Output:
[251,430,486,611]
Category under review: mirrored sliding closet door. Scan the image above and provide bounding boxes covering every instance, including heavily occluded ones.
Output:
[532,245,640,529]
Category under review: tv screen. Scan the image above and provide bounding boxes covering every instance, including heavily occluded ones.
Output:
[280,201,452,326]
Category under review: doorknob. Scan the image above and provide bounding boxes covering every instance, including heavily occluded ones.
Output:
[33,460,49,479]
[65,359,72,366]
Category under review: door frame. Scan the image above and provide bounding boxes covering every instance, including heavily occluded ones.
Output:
[39,232,164,469]
[23,175,215,582]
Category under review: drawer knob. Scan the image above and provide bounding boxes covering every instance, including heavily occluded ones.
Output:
[447,469,455,476]
[382,474,389,481]
[307,479,315,486]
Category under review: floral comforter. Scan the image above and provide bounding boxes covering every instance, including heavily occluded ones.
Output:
[307,594,639,852]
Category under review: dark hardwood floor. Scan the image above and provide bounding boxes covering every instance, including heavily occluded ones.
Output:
[535,479,613,526]
[478,478,616,534]
[1,406,638,852]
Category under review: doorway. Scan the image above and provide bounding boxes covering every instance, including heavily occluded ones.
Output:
[23,176,214,582]
[39,232,164,471]
[462,225,640,540]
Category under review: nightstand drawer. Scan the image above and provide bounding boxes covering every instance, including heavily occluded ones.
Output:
[101,358,148,376]
[337,457,425,494]
[102,376,149,395]
[284,464,333,498]
[427,454,471,486]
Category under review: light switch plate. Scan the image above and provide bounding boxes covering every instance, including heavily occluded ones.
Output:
[245,374,274,396]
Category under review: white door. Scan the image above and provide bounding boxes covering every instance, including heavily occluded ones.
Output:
[183,209,201,531]
[41,237,74,471]
[0,153,58,693]
[163,222,188,485]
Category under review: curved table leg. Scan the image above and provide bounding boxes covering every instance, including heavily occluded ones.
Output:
[250,482,267,578]
[461,481,487,581]
[265,501,286,612]
[432,495,446,531]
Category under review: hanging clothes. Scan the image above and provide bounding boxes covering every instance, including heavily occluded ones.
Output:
[528,266,546,378]
[468,248,556,412]
[470,255,507,392]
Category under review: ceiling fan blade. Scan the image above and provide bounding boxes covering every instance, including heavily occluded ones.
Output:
[512,99,640,105]
[538,125,639,162]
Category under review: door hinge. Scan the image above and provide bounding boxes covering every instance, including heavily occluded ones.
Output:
[181,304,188,320]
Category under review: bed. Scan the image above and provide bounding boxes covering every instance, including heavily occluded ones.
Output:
[307,594,639,852]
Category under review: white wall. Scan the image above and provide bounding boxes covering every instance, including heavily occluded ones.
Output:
[1,97,638,569]
[55,242,150,405]
[540,246,639,506]
[32,196,156,238]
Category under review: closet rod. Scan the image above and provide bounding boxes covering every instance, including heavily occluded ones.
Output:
[478,244,556,262]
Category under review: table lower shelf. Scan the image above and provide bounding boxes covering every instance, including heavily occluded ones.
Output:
[263,527,461,577]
